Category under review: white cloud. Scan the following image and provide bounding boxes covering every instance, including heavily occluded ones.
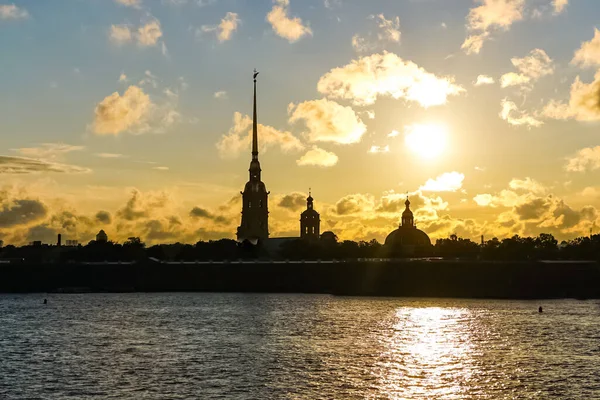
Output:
[420,172,465,192]
[266,0,312,43]
[93,86,153,135]
[508,177,547,194]
[500,49,553,89]
[110,25,133,44]
[114,0,141,8]
[499,99,543,127]
[571,28,600,68]
[0,4,28,19]
[317,52,464,107]
[500,72,531,88]
[368,145,390,154]
[95,153,126,159]
[542,70,600,121]
[511,48,554,79]
[216,112,304,158]
[565,146,600,172]
[296,147,339,167]
[214,91,228,99]
[474,74,495,86]
[137,20,163,46]
[553,0,568,14]
[12,144,85,160]
[110,20,163,47]
[0,156,90,174]
[351,14,401,53]
[462,0,525,54]
[288,98,367,144]
[201,12,240,42]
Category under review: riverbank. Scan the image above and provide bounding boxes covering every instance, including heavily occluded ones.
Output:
[1,259,599,299]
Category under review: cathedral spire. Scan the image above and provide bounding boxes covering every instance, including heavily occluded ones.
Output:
[252,69,259,160]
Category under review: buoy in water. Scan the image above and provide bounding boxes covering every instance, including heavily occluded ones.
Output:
[43,299,47,305]
[538,306,543,313]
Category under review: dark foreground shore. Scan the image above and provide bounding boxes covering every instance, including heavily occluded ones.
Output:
[1,259,599,299]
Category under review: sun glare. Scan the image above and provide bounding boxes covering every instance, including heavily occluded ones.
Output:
[404,123,448,159]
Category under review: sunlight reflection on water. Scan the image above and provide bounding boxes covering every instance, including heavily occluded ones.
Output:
[374,308,475,399]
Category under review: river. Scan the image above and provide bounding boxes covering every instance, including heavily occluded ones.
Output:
[1,294,599,399]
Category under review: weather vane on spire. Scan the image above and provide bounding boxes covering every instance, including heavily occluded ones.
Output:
[253,68,259,81]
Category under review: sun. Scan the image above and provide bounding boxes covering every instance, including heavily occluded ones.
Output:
[404,123,448,159]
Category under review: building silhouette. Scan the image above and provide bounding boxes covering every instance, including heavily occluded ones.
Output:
[300,190,320,241]
[237,70,269,244]
[384,196,431,256]
[96,230,108,243]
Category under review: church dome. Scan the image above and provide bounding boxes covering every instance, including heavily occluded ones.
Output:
[384,227,431,247]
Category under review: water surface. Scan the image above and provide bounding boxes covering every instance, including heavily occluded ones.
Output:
[1,294,599,399]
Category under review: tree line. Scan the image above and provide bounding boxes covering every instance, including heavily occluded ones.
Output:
[1,233,600,263]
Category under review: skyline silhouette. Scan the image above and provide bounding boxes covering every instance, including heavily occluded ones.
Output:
[1,0,600,247]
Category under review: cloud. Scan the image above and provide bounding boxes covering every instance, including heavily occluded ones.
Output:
[266,0,312,43]
[114,0,141,8]
[368,145,390,154]
[500,72,531,88]
[0,156,91,174]
[508,177,547,194]
[473,193,495,207]
[201,12,240,42]
[499,98,543,127]
[420,172,465,192]
[542,70,600,121]
[152,166,169,171]
[333,193,375,216]
[462,0,525,54]
[119,73,128,83]
[190,206,230,225]
[214,91,228,99]
[277,192,306,211]
[95,211,112,224]
[137,20,163,46]
[317,52,464,107]
[110,25,133,44]
[571,28,600,68]
[500,49,554,89]
[296,147,339,167]
[0,199,47,228]
[474,75,495,86]
[110,20,163,47]
[95,153,126,158]
[0,4,28,19]
[12,143,85,160]
[93,86,153,135]
[461,32,489,55]
[511,48,554,78]
[217,112,304,158]
[565,146,600,172]
[288,98,367,144]
[553,0,568,14]
[352,14,401,53]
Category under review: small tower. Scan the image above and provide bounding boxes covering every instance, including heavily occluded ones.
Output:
[96,230,108,243]
[401,196,415,228]
[300,189,320,241]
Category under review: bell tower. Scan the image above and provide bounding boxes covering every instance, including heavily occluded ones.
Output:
[237,70,269,243]
[300,189,320,241]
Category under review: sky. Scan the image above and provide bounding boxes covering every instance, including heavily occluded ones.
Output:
[1,0,600,245]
